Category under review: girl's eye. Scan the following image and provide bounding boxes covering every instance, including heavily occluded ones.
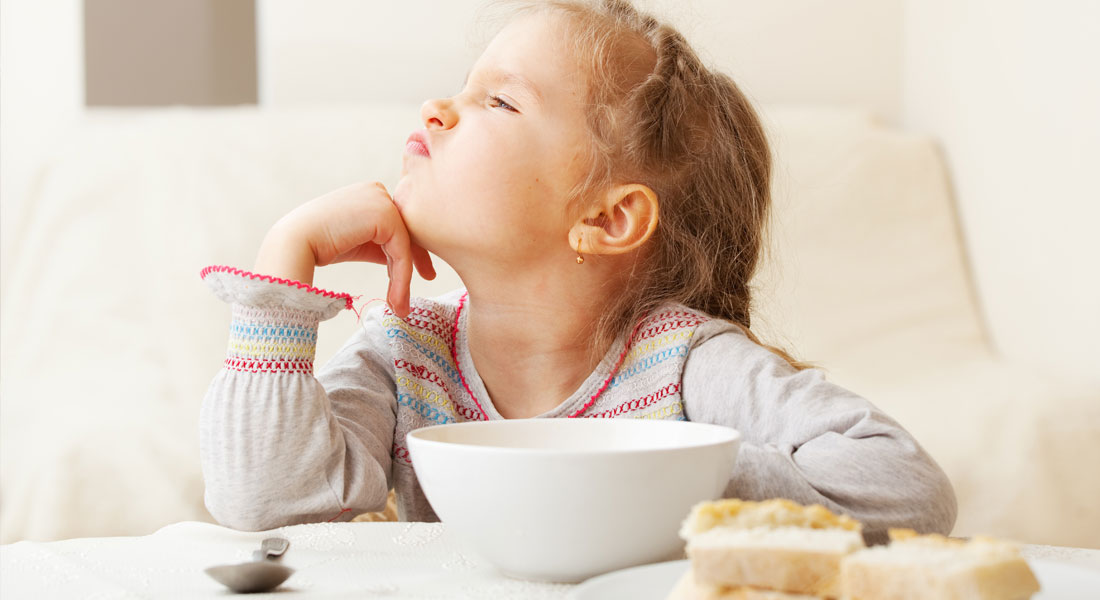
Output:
[488,95,518,113]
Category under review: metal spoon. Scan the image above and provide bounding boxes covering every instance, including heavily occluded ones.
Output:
[205,537,295,593]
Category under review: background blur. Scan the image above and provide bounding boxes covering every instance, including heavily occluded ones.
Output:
[1,0,1098,546]
[4,0,1097,379]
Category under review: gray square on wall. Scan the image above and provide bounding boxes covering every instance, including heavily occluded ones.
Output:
[84,0,257,107]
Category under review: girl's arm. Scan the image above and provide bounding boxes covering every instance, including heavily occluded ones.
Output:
[681,322,958,545]
[198,269,397,531]
[198,181,433,531]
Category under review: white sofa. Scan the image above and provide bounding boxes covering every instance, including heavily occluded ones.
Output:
[2,104,1097,548]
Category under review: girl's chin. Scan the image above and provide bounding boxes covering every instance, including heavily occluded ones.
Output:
[401,215,445,257]
[391,180,410,207]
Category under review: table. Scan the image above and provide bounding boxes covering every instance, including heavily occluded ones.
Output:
[3,521,1099,599]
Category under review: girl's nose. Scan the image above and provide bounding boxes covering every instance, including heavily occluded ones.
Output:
[421,97,457,130]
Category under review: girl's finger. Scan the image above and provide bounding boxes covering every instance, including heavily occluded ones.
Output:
[381,224,414,319]
[410,244,437,280]
[332,244,387,265]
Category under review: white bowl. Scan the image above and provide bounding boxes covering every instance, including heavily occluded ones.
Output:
[406,418,740,583]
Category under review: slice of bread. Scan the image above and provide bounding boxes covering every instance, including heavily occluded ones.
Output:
[679,498,862,538]
[841,528,1041,600]
[678,499,865,598]
[667,568,824,600]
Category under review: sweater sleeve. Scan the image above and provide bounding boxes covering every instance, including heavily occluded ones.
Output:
[197,266,398,531]
[680,321,958,545]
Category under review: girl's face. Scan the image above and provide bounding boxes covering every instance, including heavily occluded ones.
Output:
[392,14,590,269]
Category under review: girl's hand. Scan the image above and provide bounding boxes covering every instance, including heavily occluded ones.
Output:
[253,181,436,318]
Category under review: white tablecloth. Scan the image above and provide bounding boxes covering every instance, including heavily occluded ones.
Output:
[2,521,1099,599]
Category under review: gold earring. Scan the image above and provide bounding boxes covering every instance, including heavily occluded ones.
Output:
[576,234,584,264]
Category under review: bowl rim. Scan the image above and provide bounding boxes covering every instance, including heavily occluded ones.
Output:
[406,418,741,457]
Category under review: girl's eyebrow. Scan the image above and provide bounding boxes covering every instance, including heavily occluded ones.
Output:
[463,67,544,106]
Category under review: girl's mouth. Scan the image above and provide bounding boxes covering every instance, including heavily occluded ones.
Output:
[405,131,431,158]
[405,140,430,157]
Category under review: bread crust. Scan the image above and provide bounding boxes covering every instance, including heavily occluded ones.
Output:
[842,550,1040,600]
[667,568,825,600]
[681,498,862,538]
[688,545,845,598]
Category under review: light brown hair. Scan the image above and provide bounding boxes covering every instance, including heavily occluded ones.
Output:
[483,0,814,371]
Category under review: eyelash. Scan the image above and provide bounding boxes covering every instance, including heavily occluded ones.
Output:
[488,95,518,113]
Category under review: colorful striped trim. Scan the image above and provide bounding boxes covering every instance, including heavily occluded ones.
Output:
[584,382,682,419]
[406,305,448,323]
[635,313,708,343]
[228,320,318,361]
[634,402,685,420]
[386,328,462,384]
[226,304,319,370]
[397,393,455,425]
[403,314,451,339]
[394,359,451,391]
[450,294,500,421]
[230,322,318,343]
[383,316,450,355]
[200,265,356,311]
[394,359,487,423]
[610,344,690,388]
[396,374,457,414]
[450,292,650,420]
[224,357,314,374]
[228,339,316,361]
[622,329,695,364]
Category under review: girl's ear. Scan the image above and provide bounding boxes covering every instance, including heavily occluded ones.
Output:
[569,184,660,256]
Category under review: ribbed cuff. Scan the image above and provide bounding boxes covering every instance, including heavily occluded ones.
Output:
[224,304,320,375]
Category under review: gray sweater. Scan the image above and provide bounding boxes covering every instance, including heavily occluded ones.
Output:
[199,266,957,544]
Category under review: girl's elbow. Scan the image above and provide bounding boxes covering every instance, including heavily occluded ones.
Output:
[204,489,300,532]
[865,454,958,543]
[205,492,268,531]
[896,462,959,538]
[887,432,958,536]
[928,469,959,536]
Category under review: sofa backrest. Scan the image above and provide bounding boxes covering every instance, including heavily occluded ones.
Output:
[0,105,986,415]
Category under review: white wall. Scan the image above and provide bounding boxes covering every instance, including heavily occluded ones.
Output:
[0,0,905,264]
[902,0,1100,382]
[257,0,904,122]
[0,0,84,284]
[5,0,1096,382]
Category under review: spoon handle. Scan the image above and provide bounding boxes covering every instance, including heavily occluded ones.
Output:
[252,537,290,561]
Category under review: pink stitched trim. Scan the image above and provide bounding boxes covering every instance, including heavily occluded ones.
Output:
[634,311,708,342]
[225,357,314,374]
[453,403,490,423]
[568,315,648,418]
[584,382,681,419]
[449,292,649,420]
[200,265,355,311]
[452,293,491,421]
[404,315,450,339]
[409,305,447,323]
[392,443,413,465]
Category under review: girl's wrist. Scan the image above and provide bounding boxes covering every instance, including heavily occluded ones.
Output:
[254,222,318,286]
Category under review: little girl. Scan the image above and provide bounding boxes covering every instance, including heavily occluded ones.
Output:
[199,0,956,545]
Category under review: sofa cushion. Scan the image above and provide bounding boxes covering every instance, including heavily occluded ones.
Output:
[2,104,1094,547]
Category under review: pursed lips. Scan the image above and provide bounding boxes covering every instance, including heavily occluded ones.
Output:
[405,130,431,158]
